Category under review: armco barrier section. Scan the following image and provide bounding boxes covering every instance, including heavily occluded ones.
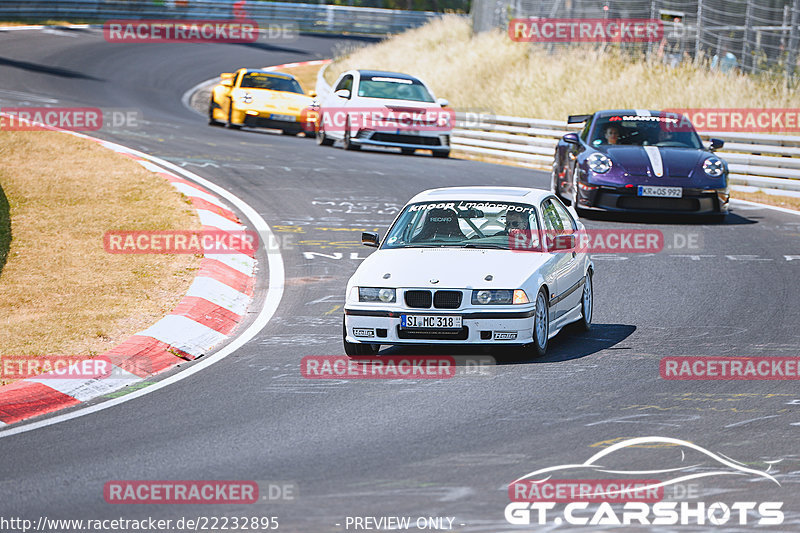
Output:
[0,0,442,36]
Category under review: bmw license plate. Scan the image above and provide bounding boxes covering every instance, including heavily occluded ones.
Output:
[270,114,295,122]
[638,185,682,198]
[401,315,462,329]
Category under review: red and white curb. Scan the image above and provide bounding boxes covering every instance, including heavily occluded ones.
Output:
[0,132,259,426]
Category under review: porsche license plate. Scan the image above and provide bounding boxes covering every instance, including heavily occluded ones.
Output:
[638,185,682,198]
[270,114,295,122]
[401,315,462,329]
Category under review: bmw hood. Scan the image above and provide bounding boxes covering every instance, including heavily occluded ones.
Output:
[599,145,706,180]
[349,248,551,290]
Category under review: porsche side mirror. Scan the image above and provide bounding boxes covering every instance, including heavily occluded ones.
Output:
[562,132,579,144]
[334,89,351,99]
[221,79,234,88]
[437,98,449,107]
[709,138,724,151]
[220,72,234,79]
[362,232,380,247]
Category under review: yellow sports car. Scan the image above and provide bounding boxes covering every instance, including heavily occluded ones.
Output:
[208,68,316,135]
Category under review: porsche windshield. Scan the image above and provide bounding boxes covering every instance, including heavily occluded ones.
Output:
[382,201,540,249]
[591,115,703,149]
[240,73,304,94]
[357,76,435,102]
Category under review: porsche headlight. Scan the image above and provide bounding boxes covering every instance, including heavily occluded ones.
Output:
[587,153,612,174]
[358,287,396,303]
[471,289,529,305]
[703,156,725,177]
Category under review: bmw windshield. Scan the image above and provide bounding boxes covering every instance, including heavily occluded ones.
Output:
[382,201,540,249]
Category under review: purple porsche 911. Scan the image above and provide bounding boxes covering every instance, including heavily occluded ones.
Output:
[552,110,729,220]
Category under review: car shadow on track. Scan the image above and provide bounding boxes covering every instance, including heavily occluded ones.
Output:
[0,56,101,80]
[580,210,755,226]
[377,323,636,366]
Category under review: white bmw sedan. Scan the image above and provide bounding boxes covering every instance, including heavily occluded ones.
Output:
[316,69,452,157]
[343,187,594,356]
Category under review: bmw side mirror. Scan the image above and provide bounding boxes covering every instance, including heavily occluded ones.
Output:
[334,89,351,99]
[562,133,579,144]
[550,233,576,251]
[709,138,724,151]
[437,98,449,107]
[362,232,380,247]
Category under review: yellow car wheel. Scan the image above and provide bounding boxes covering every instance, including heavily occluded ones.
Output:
[226,99,241,130]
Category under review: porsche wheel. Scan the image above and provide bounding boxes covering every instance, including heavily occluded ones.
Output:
[316,117,334,146]
[571,167,587,216]
[578,271,593,331]
[208,100,222,126]
[342,318,378,356]
[226,100,241,130]
[531,288,549,356]
[343,118,360,151]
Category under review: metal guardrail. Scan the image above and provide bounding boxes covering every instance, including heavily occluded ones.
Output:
[451,113,800,192]
[0,0,441,36]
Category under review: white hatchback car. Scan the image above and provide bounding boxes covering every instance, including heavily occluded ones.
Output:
[343,187,594,356]
[316,69,452,157]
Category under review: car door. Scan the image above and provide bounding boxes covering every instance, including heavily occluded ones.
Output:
[540,197,583,319]
[327,73,354,139]
[566,119,591,198]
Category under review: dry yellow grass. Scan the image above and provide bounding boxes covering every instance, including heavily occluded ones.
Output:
[279,62,325,95]
[326,16,799,120]
[0,130,201,373]
[0,20,77,27]
[731,190,800,211]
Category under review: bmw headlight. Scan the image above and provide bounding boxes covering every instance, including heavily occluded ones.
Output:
[358,287,396,303]
[587,153,612,174]
[471,289,529,305]
[703,157,725,177]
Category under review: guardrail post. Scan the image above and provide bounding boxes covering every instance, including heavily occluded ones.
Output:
[694,0,703,62]
[787,0,800,88]
[742,0,754,74]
